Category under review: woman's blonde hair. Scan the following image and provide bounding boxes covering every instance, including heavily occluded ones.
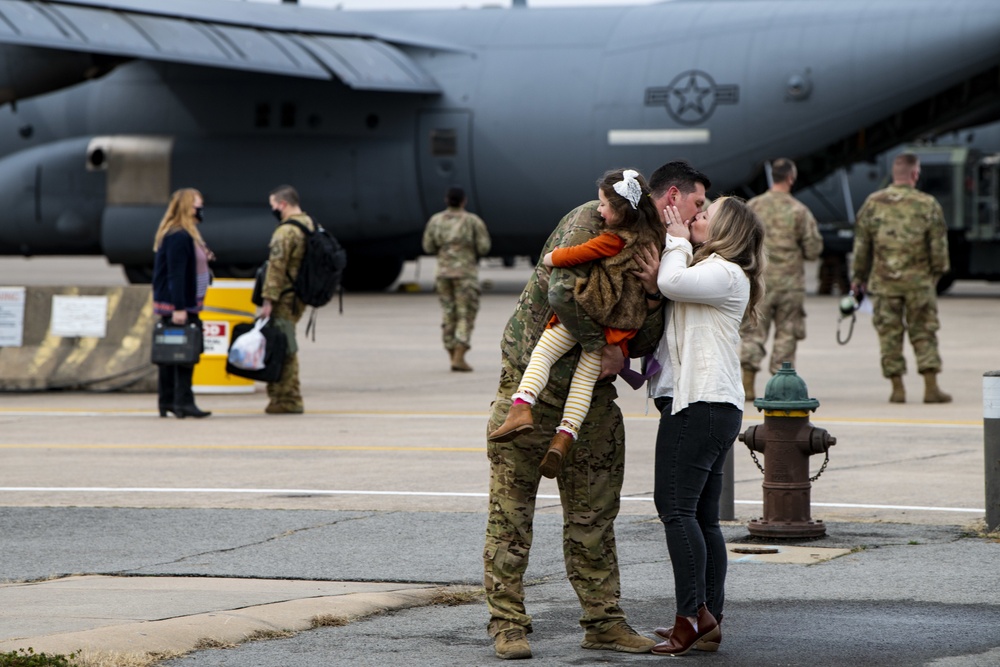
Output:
[153,188,205,251]
[693,196,766,327]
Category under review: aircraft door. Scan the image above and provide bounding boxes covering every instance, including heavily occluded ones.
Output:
[417,111,476,217]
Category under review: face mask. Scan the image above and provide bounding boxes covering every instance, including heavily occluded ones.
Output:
[271,207,283,222]
[194,207,204,222]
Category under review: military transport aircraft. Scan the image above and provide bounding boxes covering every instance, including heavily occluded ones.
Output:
[0,0,997,289]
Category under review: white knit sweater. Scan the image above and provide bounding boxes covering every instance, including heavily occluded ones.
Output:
[648,235,749,414]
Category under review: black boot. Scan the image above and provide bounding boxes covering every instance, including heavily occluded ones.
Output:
[157,364,176,417]
[173,365,211,419]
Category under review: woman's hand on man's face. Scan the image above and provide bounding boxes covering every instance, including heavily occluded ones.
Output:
[664,205,691,241]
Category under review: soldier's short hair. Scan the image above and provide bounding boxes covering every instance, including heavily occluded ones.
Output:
[893,152,920,179]
[446,186,465,207]
[649,160,711,198]
[270,184,300,207]
[771,158,797,184]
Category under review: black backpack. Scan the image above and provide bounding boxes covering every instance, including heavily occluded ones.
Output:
[282,218,347,310]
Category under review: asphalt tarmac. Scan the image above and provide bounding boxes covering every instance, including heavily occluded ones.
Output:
[0,257,998,666]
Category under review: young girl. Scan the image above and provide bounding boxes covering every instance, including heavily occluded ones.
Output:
[488,168,664,478]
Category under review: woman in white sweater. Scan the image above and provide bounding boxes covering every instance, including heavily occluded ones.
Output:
[648,197,765,657]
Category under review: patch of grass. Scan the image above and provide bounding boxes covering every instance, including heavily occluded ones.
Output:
[191,638,235,651]
[0,649,78,667]
[310,615,350,629]
[244,630,295,643]
[908,540,920,545]
[72,650,181,667]
[961,520,1000,542]
[428,588,484,607]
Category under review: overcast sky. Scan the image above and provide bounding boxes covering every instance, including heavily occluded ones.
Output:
[232,0,659,9]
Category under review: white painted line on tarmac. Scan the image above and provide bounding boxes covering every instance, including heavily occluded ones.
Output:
[0,487,984,513]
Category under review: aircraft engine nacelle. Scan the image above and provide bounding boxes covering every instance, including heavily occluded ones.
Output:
[0,136,104,255]
[0,45,119,105]
[90,134,423,289]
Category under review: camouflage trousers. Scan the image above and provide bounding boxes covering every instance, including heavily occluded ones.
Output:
[871,288,942,378]
[267,311,303,411]
[739,289,806,374]
[484,365,627,637]
[435,276,481,351]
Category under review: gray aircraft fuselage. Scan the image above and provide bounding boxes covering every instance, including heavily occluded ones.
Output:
[0,0,998,288]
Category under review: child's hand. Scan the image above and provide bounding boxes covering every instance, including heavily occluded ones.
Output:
[543,250,556,267]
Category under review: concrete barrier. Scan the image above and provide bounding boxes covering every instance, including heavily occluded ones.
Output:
[0,285,156,392]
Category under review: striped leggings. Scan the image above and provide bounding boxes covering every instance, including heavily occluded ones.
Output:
[514,323,601,438]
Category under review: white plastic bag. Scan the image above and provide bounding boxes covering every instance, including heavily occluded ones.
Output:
[228,318,268,371]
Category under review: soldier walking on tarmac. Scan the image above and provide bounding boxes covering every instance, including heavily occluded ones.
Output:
[851,152,952,404]
[259,184,313,414]
[740,158,823,401]
[422,186,491,372]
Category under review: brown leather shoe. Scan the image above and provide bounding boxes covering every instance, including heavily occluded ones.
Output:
[488,402,534,442]
[654,608,722,652]
[539,430,574,478]
[651,606,718,657]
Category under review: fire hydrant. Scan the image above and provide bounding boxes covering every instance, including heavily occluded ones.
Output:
[739,362,836,538]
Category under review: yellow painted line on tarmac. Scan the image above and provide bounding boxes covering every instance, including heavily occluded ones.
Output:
[0,443,484,453]
[0,407,981,428]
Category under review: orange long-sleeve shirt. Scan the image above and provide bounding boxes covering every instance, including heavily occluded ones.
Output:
[548,232,636,348]
[550,232,624,267]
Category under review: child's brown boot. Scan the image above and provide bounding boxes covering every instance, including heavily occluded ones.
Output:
[489,402,535,442]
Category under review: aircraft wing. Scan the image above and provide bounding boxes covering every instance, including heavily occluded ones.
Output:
[0,0,441,93]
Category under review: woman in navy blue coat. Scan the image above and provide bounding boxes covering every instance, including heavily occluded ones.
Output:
[152,188,213,418]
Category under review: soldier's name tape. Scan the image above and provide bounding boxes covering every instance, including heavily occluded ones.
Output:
[0,487,984,513]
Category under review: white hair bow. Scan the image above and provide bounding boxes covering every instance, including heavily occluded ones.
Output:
[613,169,642,209]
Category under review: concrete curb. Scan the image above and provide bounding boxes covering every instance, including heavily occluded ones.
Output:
[0,577,479,658]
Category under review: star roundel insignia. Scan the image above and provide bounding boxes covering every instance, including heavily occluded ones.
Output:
[644,70,739,126]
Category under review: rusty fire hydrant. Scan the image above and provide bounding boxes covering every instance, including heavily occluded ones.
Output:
[739,362,836,538]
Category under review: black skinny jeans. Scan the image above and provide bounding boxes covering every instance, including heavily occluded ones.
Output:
[653,397,742,618]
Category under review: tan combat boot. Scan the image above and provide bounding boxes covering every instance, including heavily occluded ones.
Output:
[922,371,952,403]
[489,402,535,442]
[451,344,473,372]
[494,626,532,660]
[539,430,574,478]
[581,620,656,653]
[889,376,906,403]
[742,368,756,402]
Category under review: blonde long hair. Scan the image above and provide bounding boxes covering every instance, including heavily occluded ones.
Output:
[153,188,205,251]
[693,196,766,327]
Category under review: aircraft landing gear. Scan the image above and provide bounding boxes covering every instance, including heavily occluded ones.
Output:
[341,254,404,292]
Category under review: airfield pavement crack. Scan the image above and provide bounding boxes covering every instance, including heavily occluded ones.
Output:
[116,512,381,574]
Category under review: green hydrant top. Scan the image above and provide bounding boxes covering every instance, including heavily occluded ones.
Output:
[752,362,821,412]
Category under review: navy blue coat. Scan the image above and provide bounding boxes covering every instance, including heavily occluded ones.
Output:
[152,230,197,313]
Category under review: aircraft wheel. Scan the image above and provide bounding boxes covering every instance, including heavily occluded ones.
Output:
[123,264,153,284]
[341,254,404,292]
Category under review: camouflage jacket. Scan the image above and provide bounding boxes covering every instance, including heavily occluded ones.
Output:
[852,184,949,295]
[262,212,315,319]
[500,201,665,407]
[748,190,823,292]
[422,208,491,279]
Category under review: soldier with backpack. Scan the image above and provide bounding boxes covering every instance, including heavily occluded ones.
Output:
[259,185,317,414]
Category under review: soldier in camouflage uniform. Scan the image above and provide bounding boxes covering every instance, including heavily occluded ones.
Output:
[259,184,313,414]
[485,161,707,661]
[739,158,823,400]
[851,153,951,404]
[422,186,491,372]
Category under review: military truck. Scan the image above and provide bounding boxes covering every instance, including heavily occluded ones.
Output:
[800,141,1000,293]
